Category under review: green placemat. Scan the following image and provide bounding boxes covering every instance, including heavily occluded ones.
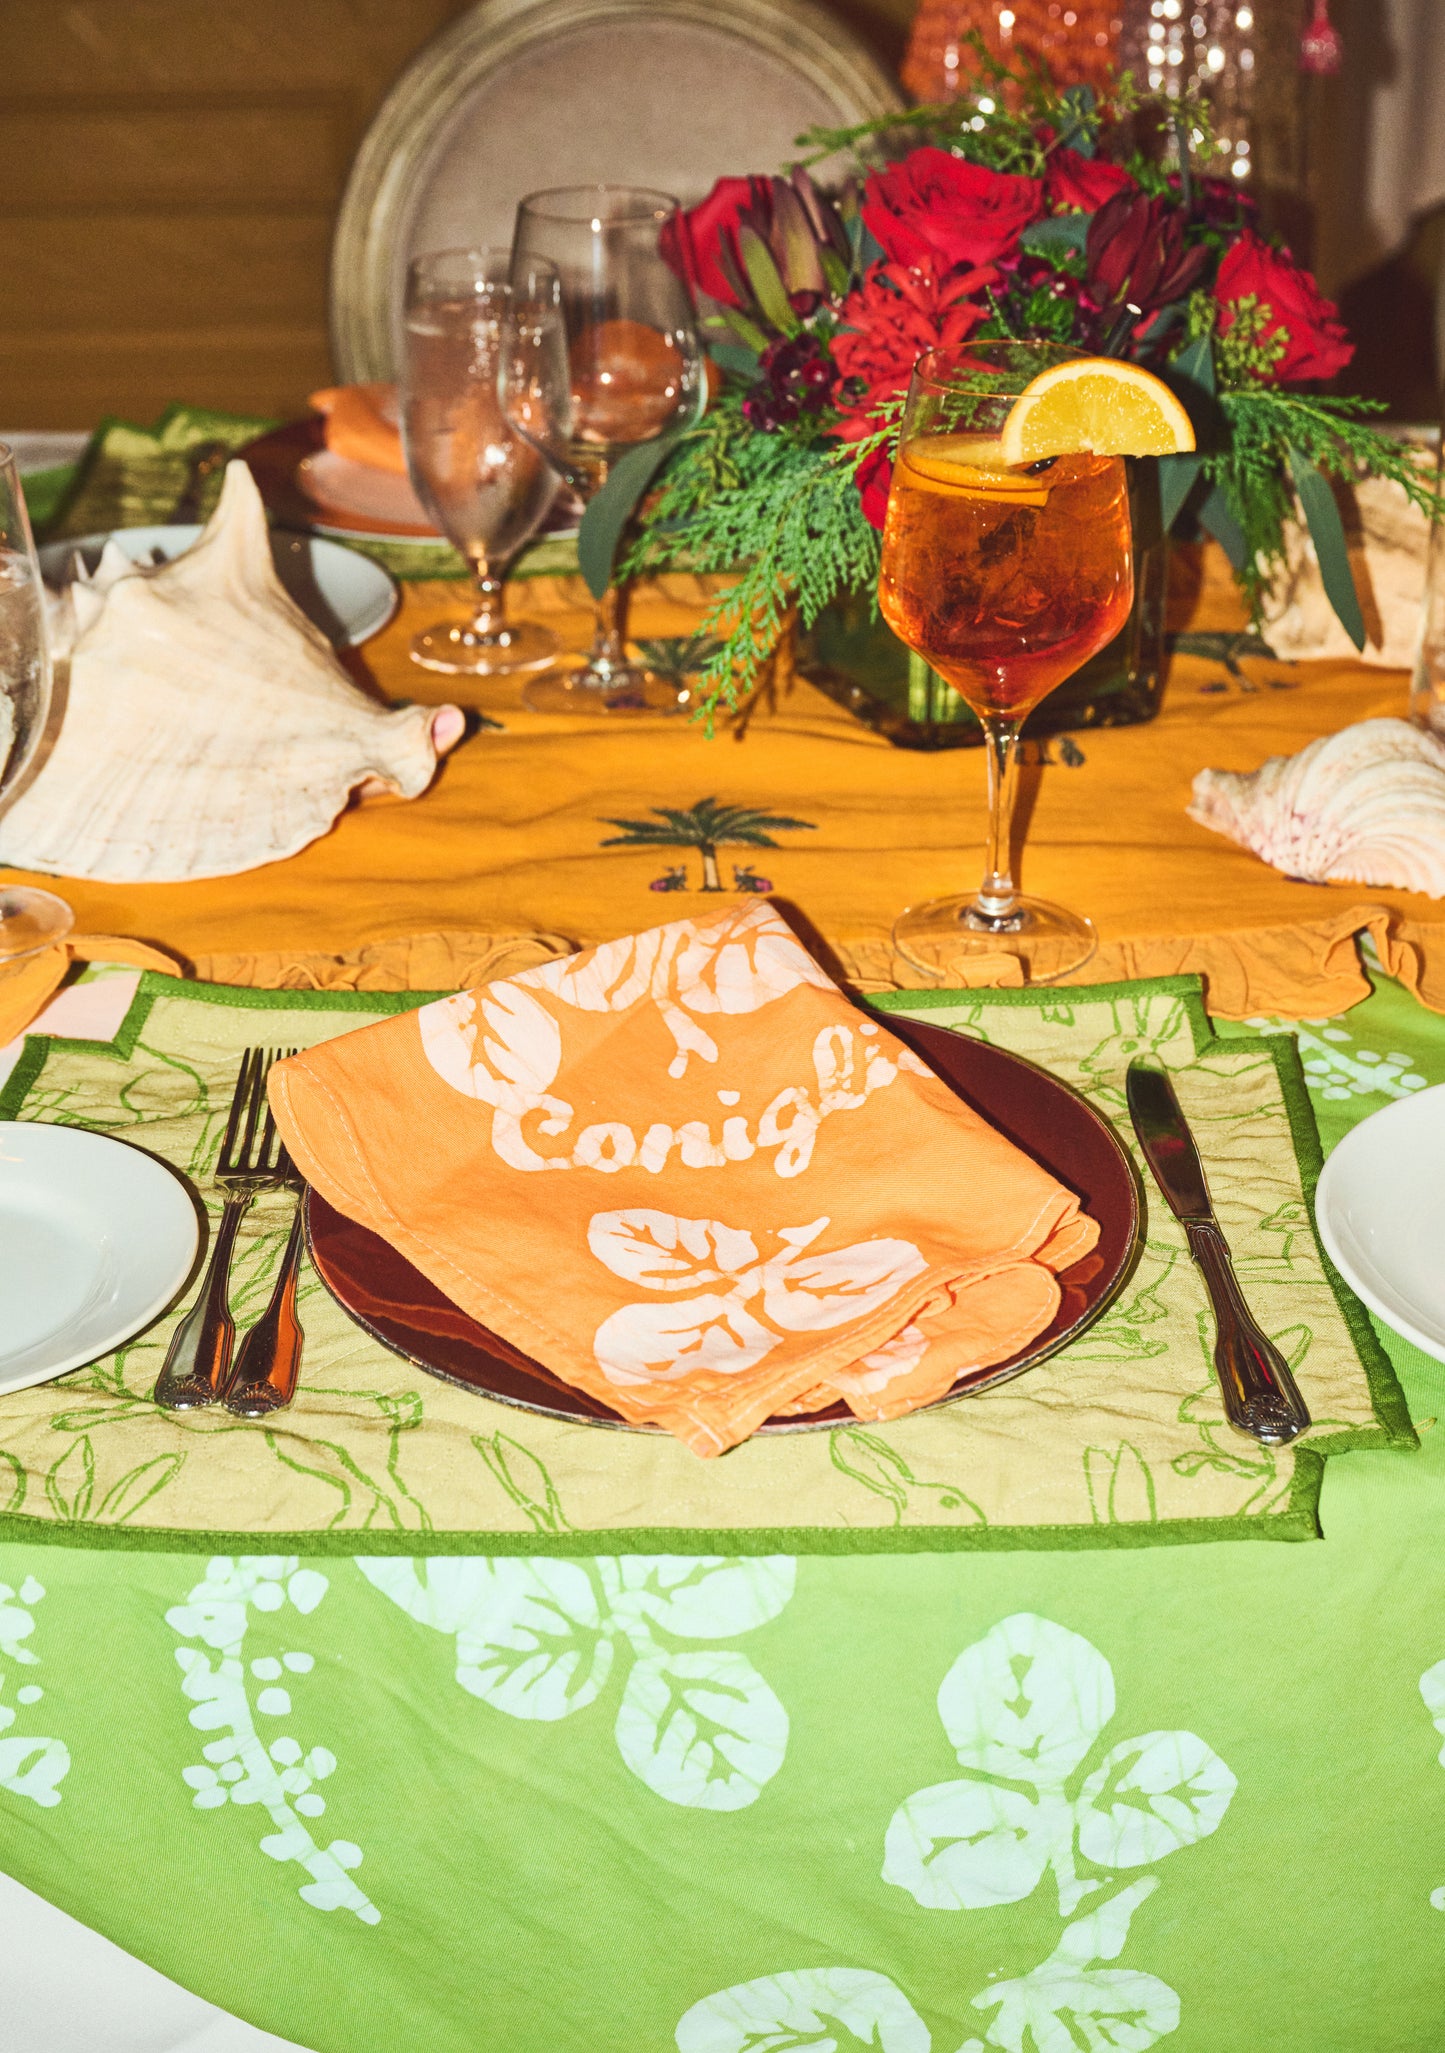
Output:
[39,404,279,540]
[0,971,1409,1554]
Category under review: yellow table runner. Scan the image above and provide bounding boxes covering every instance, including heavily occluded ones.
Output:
[5,561,1443,1020]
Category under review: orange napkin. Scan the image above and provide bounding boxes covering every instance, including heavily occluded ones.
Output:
[0,935,179,1047]
[307,383,406,476]
[269,904,1098,1457]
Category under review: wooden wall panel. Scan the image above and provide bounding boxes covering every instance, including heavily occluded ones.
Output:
[0,0,906,430]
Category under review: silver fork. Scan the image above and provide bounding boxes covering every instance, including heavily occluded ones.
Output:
[153,1046,296,1411]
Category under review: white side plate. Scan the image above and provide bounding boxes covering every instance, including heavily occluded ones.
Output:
[39,524,399,647]
[1315,1082,1445,1362]
[0,1121,199,1394]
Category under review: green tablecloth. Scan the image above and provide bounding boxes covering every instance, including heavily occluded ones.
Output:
[1,957,1443,2050]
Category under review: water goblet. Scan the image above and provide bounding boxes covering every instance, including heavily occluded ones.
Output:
[402,247,563,677]
[880,342,1135,984]
[505,186,704,713]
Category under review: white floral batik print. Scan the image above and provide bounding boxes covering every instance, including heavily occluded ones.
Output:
[355,1554,794,1812]
[587,1210,926,1391]
[1419,1658,1445,1911]
[678,1613,1235,2053]
[0,1575,69,1808]
[167,1556,378,1925]
[884,1613,1234,1917]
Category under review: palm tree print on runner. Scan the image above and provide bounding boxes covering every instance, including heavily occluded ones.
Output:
[600,798,814,894]
[0,1573,69,1808]
[354,1554,794,1810]
[167,1556,379,1924]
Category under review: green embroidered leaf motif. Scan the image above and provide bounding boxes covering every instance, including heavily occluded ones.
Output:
[0,1449,25,1516]
[44,1438,95,1523]
[96,1452,183,1524]
[938,1613,1114,1784]
[883,1774,1067,1910]
[675,1968,930,2053]
[1076,1730,1236,1869]
[1083,1444,1156,1524]
[614,1649,787,1811]
[473,1432,573,1534]
[605,1555,794,1638]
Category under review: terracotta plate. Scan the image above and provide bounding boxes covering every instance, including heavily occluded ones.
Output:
[304,1015,1142,1432]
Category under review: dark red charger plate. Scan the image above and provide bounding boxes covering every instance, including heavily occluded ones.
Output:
[303,1014,1142,1433]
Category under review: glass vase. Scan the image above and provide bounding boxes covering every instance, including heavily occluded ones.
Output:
[799,466,1169,752]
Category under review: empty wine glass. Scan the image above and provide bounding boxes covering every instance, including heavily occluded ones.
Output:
[401,247,563,676]
[0,444,72,976]
[506,187,704,713]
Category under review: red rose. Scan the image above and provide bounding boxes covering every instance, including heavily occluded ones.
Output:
[660,176,770,309]
[1214,230,1353,382]
[855,446,892,531]
[831,256,990,441]
[1045,147,1136,215]
[861,148,1043,274]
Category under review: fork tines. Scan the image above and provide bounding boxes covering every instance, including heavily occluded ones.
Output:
[220,1045,299,1182]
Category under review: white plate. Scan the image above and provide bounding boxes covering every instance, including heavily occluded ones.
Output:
[0,1121,199,1395]
[1315,1082,1445,1362]
[39,525,399,647]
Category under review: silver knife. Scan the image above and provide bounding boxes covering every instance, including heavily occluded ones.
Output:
[1126,1061,1311,1447]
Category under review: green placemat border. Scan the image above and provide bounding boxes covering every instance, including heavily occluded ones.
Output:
[0,969,1412,1556]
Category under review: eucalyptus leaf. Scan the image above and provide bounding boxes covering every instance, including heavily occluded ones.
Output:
[736,225,799,338]
[1199,480,1247,571]
[1289,444,1366,650]
[577,430,686,601]
[706,340,761,381]
[710,305,769,355]
[1158,451,1203,533]
[1022,212,1092,257]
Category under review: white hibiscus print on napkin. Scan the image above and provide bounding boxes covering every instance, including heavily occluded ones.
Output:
[884,1613,1235,1918]
[588,1209,926,1390]
[516,907,835,1077]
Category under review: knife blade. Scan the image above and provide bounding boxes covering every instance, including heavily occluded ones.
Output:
[1126,1061,1311,1446]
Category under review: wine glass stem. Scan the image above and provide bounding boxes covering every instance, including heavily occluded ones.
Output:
[468,561,503,638]
[974,715,1023,923]
[587,582,628,677]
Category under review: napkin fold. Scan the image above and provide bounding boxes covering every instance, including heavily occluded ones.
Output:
[307,384,406,475]
[0,936,180,1048]
[270,904,1098,1456]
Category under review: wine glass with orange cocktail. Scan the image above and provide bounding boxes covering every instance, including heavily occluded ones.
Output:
[880,340,1194,984]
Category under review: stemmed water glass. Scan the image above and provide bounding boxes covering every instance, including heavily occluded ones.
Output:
[0,443,72,977]
[401,247,564,677]
[879,342,1134,984]
[505,186,704,713]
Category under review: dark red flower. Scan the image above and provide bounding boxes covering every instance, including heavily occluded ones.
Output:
[1045,147,1136,215]
[861,149,1044,275]
[831,256,990,441]
[1085,191,1210,320]
[1214,229,1353,382]
[660,175,766,308]
[855,445,893,531]
[743,332,838,430]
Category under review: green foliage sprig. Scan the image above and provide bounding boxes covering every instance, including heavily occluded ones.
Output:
[624,389,885,725]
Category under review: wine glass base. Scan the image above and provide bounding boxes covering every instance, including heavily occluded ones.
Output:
[893,893,1096,986]
[523,663,688,715]
[0,886,74,973]
[409,620,558,676]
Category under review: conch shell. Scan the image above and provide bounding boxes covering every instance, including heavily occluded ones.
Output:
[1188,717,1445,897]
[0,461,461,883]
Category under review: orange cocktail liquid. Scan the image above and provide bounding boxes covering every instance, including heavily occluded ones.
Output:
[879,438,1134,718]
